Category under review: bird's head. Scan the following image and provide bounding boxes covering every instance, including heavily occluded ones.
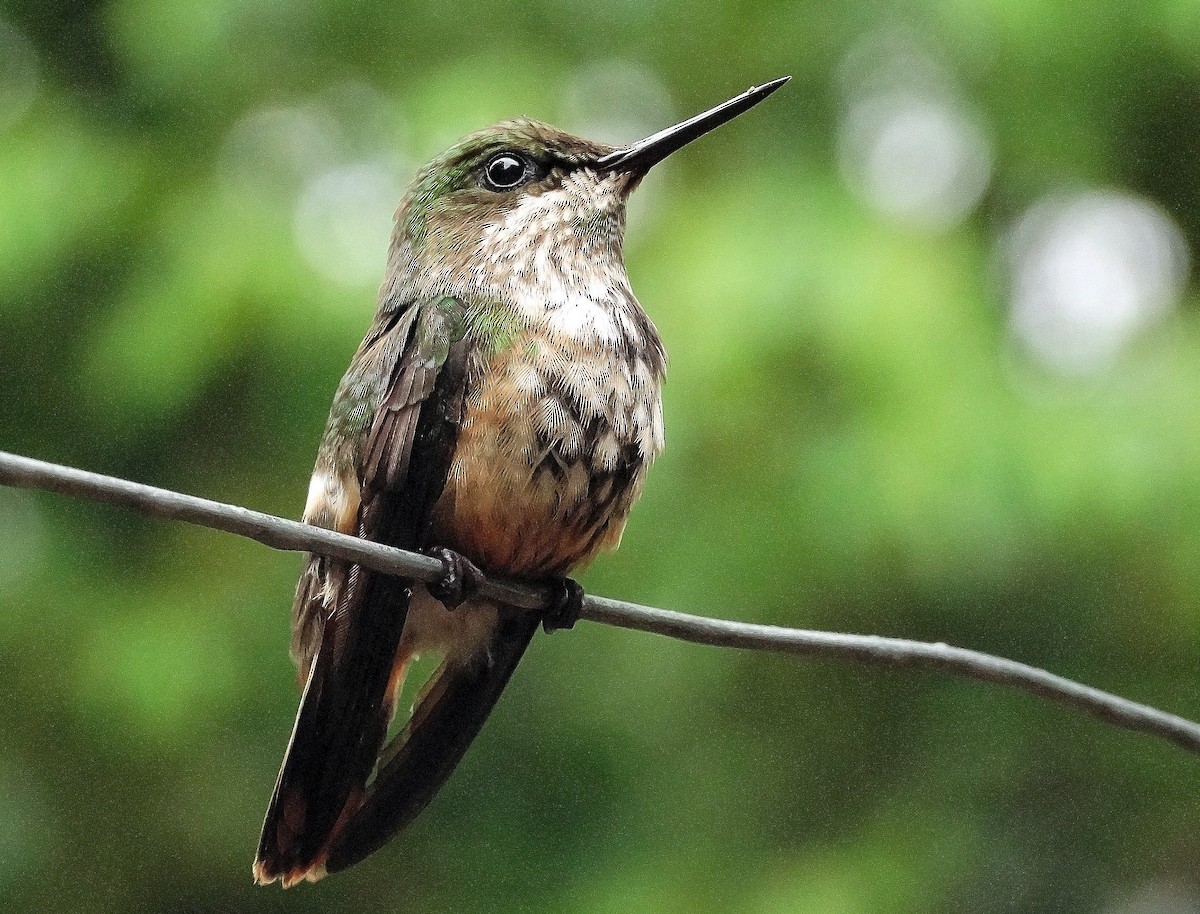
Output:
[384,78,789,303]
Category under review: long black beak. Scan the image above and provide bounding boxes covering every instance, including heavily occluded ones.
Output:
[596,76,790,174]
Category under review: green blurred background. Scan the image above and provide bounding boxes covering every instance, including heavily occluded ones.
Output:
[2,1,1200,911]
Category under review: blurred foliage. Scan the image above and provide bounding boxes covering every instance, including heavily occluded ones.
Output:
[2,0,1200,912]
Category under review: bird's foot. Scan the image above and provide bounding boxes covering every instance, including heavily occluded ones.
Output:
[542,576,584,633]
[424,547,485,610]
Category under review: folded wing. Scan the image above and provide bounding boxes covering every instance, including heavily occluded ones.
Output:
[254,296,469,886]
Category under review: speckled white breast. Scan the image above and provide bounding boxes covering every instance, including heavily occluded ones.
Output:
[431,317,664,576]
[417,168,666,574]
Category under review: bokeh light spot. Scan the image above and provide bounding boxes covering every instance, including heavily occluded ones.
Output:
[293,161,402,288]
[837,30,992,230]
[1004,191,1189,375]
[218,103,345,207]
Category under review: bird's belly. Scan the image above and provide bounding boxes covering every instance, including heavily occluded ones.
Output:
[429,334,662,577]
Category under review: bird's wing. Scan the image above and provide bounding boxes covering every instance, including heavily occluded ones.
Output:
[254,295,470,887]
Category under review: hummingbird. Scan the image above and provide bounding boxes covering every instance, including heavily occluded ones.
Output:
[253,76,789,887]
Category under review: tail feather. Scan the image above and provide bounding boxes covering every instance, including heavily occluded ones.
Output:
[324,612,539,873]
[254,574,412,886]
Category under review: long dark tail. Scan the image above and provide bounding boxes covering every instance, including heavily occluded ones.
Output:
[254,572,411,887]
[324,611,539,874]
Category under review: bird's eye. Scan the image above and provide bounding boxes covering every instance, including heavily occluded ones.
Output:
[482,153,530,191]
